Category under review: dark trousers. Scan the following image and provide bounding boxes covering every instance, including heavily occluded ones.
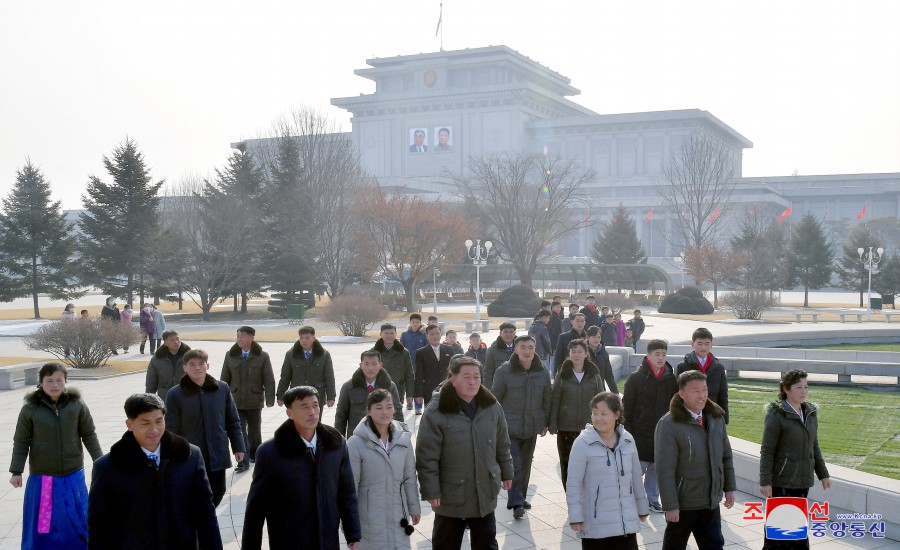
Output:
[582,533,638,550]
[433,512,498,550]
[140,331,157,353]
[206,467,226,507]
[762,487,810,550]
[237,408,262,467]
[557,430,580,490]
[508,435,537,508]
[663,506,724,550]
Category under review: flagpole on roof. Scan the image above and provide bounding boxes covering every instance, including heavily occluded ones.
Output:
[436,3,443,51]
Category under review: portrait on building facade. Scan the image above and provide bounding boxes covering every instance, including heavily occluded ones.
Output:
[409,128,428,153]
[433,126,453,151]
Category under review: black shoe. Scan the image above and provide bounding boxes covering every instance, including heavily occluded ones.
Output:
[235,464,249,473]
[523,501,531,510]
[513,506,525,519]
[249,456,256,464]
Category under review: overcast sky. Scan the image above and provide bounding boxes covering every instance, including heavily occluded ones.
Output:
[2,0,898,209]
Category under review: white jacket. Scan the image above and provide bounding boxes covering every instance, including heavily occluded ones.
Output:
[566,424,649,539]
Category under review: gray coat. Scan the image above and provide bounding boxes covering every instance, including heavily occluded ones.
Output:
[151,308,166,339]
[759,400,829,489]
[220,341,276,409]
[527,321,552,359]
[334,368,403,439]
[483,337,514,389]
[348,420,421,549]
[566,424,649,539]
[145,343,191,400]
[654,395,735,512]
[165,374,246,472]
[373,338,415,399]
[549,359,604,434]
[416,383,514,519]
[277,339,336,403]
[491,354,551,438]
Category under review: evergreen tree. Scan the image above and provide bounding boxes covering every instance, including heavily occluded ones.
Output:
[873,254,900,299]
[729,207,787,291]
[834,224,880,307]
[0,160,80,318]
[785,213,834,307]
[79,138,163,304]
[590,204,647,265]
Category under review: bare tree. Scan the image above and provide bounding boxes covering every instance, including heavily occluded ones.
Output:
[353,186,471,312]
[683,245,745,307]
[657,135,737,249]
[450,153,594,287]
[157,177,259,320]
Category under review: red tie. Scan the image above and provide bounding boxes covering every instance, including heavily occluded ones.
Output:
[367,384,374,392]
[697,415,704,427]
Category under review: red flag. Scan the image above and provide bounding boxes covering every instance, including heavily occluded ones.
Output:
[776,203,793,222]
[856,203,867,220]
[708,208,721,223]
[583,207,590,224]
[645,208,653,221]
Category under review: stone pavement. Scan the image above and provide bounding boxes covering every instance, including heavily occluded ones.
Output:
[1,314,899,548]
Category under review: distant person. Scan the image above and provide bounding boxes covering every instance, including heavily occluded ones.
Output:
[410,129,428,153]
[528,310,553,374]
[483,322,516,389]
[585,325,619,393]
[416,355,514,549]
[600,315,618,347]
[567,392,649,548]
[614,312,627,347]
[427,314,439,327]
[79,309,90,319]
[348,389,421,548]
[138,303,156,354]
[548,301,563,365]
[277,325,336,408]
[655,371,735,550]
[676,327,730,423]
[400,314,428,413]
[627,309,645,351]
[443,329,465,355]
[100,297,122,355]
[561,302,580,333]
[62,303,76,358]
[434,127,452,151]
[580,296,601,328]
[600,305,611,323]
[145,330,191,400]
[242,386,361,549]
[555,313,587,374]
[151,304,166,352]
[10,363,103,549]
[334,350,403,438]
[465,332,487,364]
[414,325,453,409]
[165,349,245,506]
[88,393,222,549]
[119,304,134,353]
[373,323,415,411]
[625,328,634,349]
[759,369,831,550]
[220,326,276,473]
[623,339,677,514]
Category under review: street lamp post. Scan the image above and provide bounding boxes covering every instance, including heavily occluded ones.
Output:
[466,239,493,322]
[857,246,884,320]
[673,252,685,288]
[432,268,440,314]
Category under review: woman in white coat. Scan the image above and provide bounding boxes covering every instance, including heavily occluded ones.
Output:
[348,388,421,549]
[566,392,649,550]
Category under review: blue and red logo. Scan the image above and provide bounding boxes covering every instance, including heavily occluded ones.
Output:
[765,497,809,540]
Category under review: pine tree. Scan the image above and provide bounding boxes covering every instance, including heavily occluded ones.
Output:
[785,213,834,307]
[590,204,647,265]
[729,207,787,291]
[0,160,80,318]
[79,138,163,304]
[834,224,880,307]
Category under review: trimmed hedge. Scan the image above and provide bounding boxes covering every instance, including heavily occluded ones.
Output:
[486,285,542,318]
[658,286,714,314]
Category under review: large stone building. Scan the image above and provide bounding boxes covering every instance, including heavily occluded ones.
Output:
[255,45,900,259]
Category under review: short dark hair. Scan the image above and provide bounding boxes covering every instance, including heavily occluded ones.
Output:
[298,325,316,336]
[237,325,255,336]
[586,295,595,300]
[283,385,319,408]
[38,362,67,383]
[551,301,562,309]
[692,327,713,342]
[514,335,535,347]
[537,310,551,319]
[161,330,179,341]
[590,391,625,426]
[425,324,441,335]
[124,393,166,419]
[380,323,397,333]
[568,303,579,309]
[469,332,481,339]
[409,313,422,321]
[646,339,668,353]
[438,127,450,135]
[427,315,438,322]
[779,369,808,400]
[449,354,483,375]
[367,388,393,410]
[498,322,516,331]
[573,313,585,320]
[445,329,457,337]
[80,309,88,315]
[182,349,209,364]
[633,309,642,314]
[540,300,552,308]
[585,325,601,337]
[360,350,381,362]
[677,370,707,389]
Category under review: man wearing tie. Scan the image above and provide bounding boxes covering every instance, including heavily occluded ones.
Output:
[220,326,276,473]
[334,350,403,438]
[409,129,428,153]
[277,325,336,408]
[414,324,454,406]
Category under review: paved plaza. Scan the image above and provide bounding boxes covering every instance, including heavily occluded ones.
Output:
[0,311,898,548]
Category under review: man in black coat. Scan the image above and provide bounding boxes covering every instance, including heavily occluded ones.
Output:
[414,324,454,408]
[334,350,403,437]
[548,302,563,360]
[579,295,602,329]
[243,386,361,550]
[554,313,587,374]
[675,327,729,423]
[88,393,222,549]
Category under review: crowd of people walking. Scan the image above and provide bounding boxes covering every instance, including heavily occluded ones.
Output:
[9,296,833,550]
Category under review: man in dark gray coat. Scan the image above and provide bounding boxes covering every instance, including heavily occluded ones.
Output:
[372,323,414,408]
[277,325,336,407]
[483,322,516,389]
[527,311,553,375]
[416,355,514,550]
[145,330,190,400]
[491,335,551,519]
[165,349,245,507]
[654,370,735,550]
[220,326,275,472]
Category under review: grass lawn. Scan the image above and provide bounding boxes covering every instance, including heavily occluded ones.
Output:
[728,380,900,480]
